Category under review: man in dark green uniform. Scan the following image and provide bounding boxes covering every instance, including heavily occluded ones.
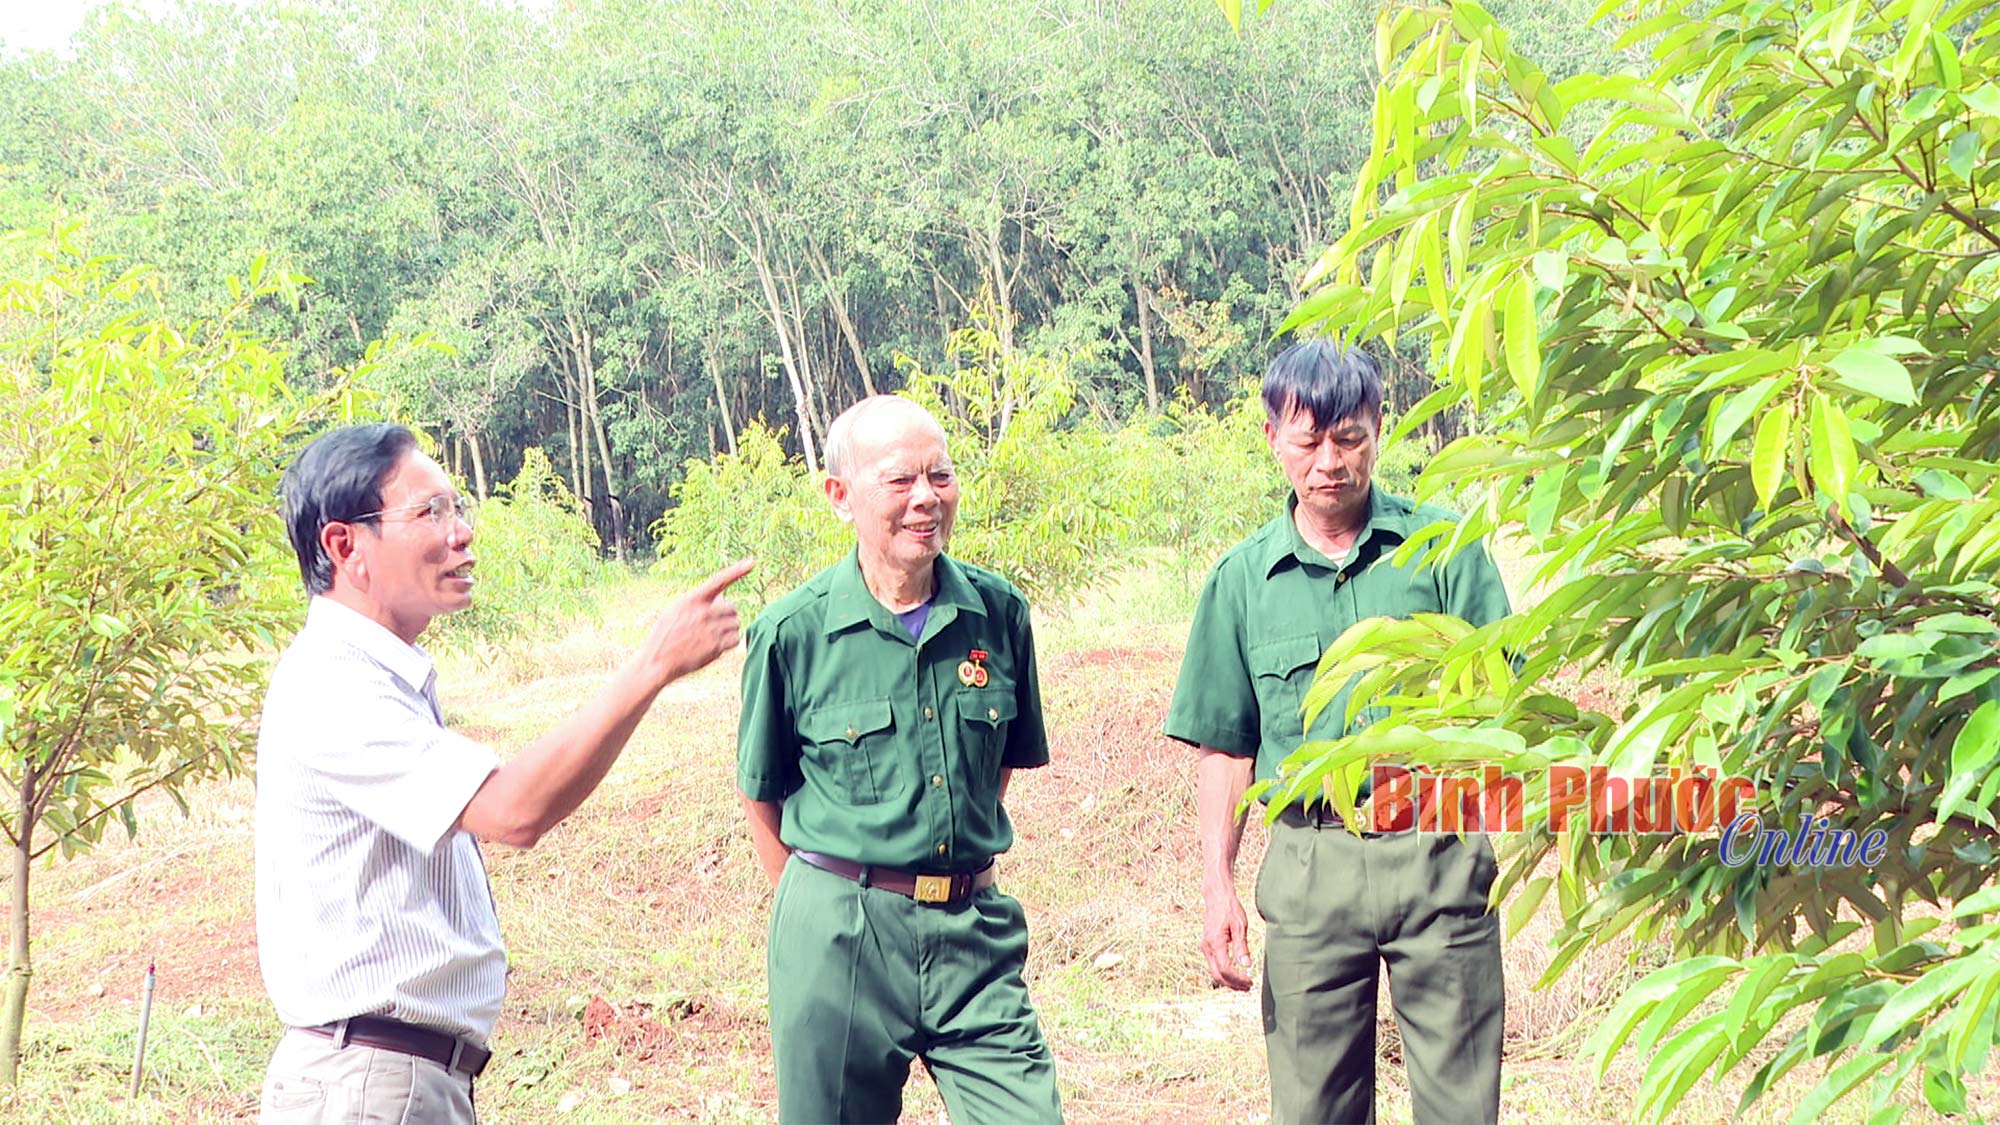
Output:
[736,395,1063,1125]
[1164,340,1509,1125]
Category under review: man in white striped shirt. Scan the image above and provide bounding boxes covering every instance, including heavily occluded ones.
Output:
[256,423,750,1123]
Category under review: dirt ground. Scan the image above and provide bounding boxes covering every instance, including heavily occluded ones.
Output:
[9,570,1996,1123]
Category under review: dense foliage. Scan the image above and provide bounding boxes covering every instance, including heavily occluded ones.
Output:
[1277,0,2000,1118]
[0,0,1614,555]
[0,228,359,1080]
[653,311,1327,614]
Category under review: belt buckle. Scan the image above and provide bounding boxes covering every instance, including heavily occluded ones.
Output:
[913,874,952,903]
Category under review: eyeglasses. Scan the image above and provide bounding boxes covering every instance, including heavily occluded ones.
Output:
[347,494,476,529]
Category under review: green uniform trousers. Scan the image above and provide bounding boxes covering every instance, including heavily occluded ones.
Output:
[1256,821,1503,1125]
[768,857,1063,1125]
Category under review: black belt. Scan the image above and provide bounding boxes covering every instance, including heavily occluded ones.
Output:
[1278,804,1365,832]
[301,1016,491,1078]
[794,851,996,904]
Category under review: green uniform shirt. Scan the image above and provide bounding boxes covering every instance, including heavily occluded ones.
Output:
[737,550,1050,872]
[1163,488,1511,792]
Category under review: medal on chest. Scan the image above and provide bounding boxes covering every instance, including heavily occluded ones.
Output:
[957,648,990,688]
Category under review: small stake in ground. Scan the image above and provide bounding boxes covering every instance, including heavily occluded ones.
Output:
[130,962,155,1098]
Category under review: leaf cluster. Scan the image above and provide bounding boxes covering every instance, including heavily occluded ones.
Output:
[0,223,356,861]
[652,309,1296,612]
[0,0,1621,547]
[1279,0,2000,1116]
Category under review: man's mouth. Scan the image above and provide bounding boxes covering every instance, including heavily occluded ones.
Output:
[905,522,939,536]
[445,561,476,580]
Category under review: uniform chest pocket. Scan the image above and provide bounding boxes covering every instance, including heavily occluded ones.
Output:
[800,699,900,804]
[957,689,1017,767]
[1249,634,1322,740]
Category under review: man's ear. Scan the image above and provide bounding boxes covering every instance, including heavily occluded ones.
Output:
[321,521,365,586]
[824,474,855,525]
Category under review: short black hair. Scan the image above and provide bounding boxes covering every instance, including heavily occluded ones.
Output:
[1261,339,1384,431]
[280,423,418,595]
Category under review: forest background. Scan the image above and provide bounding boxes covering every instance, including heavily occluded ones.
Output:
[0,3,1647,1120]
[9,0,2000,1121]
[0,0,1618,560]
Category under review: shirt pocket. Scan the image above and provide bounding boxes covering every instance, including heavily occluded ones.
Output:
[799,698,899,804]
[957,688,1018,774]
[1248,633,1322,743]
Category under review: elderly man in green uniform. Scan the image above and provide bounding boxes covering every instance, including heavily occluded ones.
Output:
[736,395,1063,1125]
[1165,340,1509,1125]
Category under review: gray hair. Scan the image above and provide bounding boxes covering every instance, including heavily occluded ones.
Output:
[823,395,947,477]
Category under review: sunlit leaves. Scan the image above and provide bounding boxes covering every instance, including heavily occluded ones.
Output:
[1214,0,1277,33]
[1503,272,1541,402]
[0,228,349,867]
[1807,393,1859,506]
[0,223,362,1070]
[1281,0,2000,1116]
[1939,699,2000,825]
[1825,338,1920,405]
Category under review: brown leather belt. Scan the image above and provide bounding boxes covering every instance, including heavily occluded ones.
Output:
[301,1016,491,1078]
[794,851,997,904]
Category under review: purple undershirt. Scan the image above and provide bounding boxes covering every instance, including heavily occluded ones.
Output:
[894,601,931,640]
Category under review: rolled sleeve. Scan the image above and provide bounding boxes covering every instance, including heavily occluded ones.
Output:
[1164,560,1260,756]
[736,618,804,801]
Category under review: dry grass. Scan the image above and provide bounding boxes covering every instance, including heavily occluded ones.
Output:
[6,557,1996,1123]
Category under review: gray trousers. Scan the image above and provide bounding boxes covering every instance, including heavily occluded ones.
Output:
[1257,822,1504,1125]
[260,1028,475,1124]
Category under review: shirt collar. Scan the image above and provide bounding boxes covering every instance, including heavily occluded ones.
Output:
[823,549,986,639]
[1260,487,1415,579]
[304,595,437,694]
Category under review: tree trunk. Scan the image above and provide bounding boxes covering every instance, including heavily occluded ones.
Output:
[779,262,830,449]
[930,269,958,347]
[585,378,625,563]
[973,216,1017,353]
[571,321,626,562]
[706,326,737,456]
[747,220,819,472]
[466,433,489,500]
[1134,274,1160,412]
[806,241,876,397]
[567,358,596,530]
[2,778,36,1085]
[563,386,585,504]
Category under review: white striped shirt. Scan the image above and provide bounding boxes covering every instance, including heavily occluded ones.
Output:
[254,596,507,1042]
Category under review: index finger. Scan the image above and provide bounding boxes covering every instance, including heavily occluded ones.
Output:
[691,556,756,600]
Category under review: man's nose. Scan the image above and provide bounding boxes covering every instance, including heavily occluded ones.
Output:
[910,476,938,506]
[1312,437,1343,473]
